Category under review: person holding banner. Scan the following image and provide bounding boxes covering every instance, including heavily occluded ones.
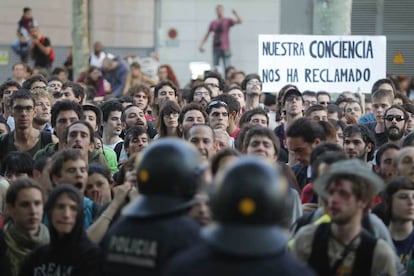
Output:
[199,5,242,73]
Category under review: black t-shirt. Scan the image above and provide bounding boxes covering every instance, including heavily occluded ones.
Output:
[0,130,52,161]
[101,214,201,276]
[19,233,102,276]
[393,229,414,267]
[32,36,51,68]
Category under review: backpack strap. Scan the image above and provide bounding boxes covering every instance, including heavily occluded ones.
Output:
[351,230,376,276]
[40,131,52,147]
[308,223,331,276]
[113,141,124,161]
[0,133,10,162]
[309,223,377,276]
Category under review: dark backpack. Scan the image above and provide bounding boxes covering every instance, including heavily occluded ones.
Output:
[308,223,376,276]
[39,36,55,63]
[113,141,124,162]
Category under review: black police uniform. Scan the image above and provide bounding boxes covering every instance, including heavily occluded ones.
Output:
[165,242,314,276]
[100,138,207,276]
[165,157,316,276]
[101,213,200,275]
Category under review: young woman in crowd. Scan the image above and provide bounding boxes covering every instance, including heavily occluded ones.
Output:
[155,100,182,138]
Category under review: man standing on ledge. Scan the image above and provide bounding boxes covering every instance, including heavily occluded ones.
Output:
[199,5,242,73]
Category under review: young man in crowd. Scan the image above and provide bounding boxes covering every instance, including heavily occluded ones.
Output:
[293,159,397,275]
[0,178,49,276]
[0,89,56,160]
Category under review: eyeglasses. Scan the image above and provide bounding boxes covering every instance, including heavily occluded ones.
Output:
[346,107,361,113]
[13,105,34,113]
[194,91,210,97]
[247,80,261,86]
[319,101,330,105]
[208,100,227,108]
[385,114,405,122]
[3,89,18,95]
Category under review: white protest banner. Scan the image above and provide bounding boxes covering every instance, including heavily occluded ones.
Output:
[258,35,386,93]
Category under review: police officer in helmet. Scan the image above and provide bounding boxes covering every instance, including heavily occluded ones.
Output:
[101,138,207,275]
[165,157,315,275]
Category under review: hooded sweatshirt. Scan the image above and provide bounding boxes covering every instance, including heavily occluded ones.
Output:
[19,185,102,276]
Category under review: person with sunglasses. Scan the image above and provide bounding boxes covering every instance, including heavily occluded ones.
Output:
[383,105,409,147]
[0,90,57,162]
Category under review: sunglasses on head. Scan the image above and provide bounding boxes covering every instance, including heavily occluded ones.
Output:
[385,114,405,122]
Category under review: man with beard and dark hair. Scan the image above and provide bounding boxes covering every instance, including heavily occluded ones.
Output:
[292,160,397,275]
[241,73,262,111]
[374,143,400,183]
[190,83,212,107]
[383,105,408,146]
[343,124,375,162]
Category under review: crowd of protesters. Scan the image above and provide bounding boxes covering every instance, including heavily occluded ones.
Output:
[3,5,414,276]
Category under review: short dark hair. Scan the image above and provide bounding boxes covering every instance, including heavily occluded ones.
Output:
[211,148,241,176]
[178,103,208,126]
[375,143,400,166]
[127,85,151,108]
[63,120,95,145]
[1,151,34,177]
[51,100,83,127]
[10,89,35,107]
[61,81,86,102]
[0,80,21,98]
[189,83,212,102]
[286,118,326,143]
[241,73,261,90]
[52,67,67,76]
[48,76,62,84]
[49,149,84,181]
[213,94,241,115]
[100,99,124,122]
[316,91,331,101]
[244,108,269,126]
[302,90,316,98]
[311,150,348,180]
[153,80,177,98]
[305,104,326,117]
[327,103,343,118]
[242,126,280,156]
[403,132,414,147]
[371,78,396,94]
[22,75,47,90]
[6,177,43,206]
[82,104,103,128]
[124,126,148,148]
[88,162,112,183]
[204,71,225,91]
